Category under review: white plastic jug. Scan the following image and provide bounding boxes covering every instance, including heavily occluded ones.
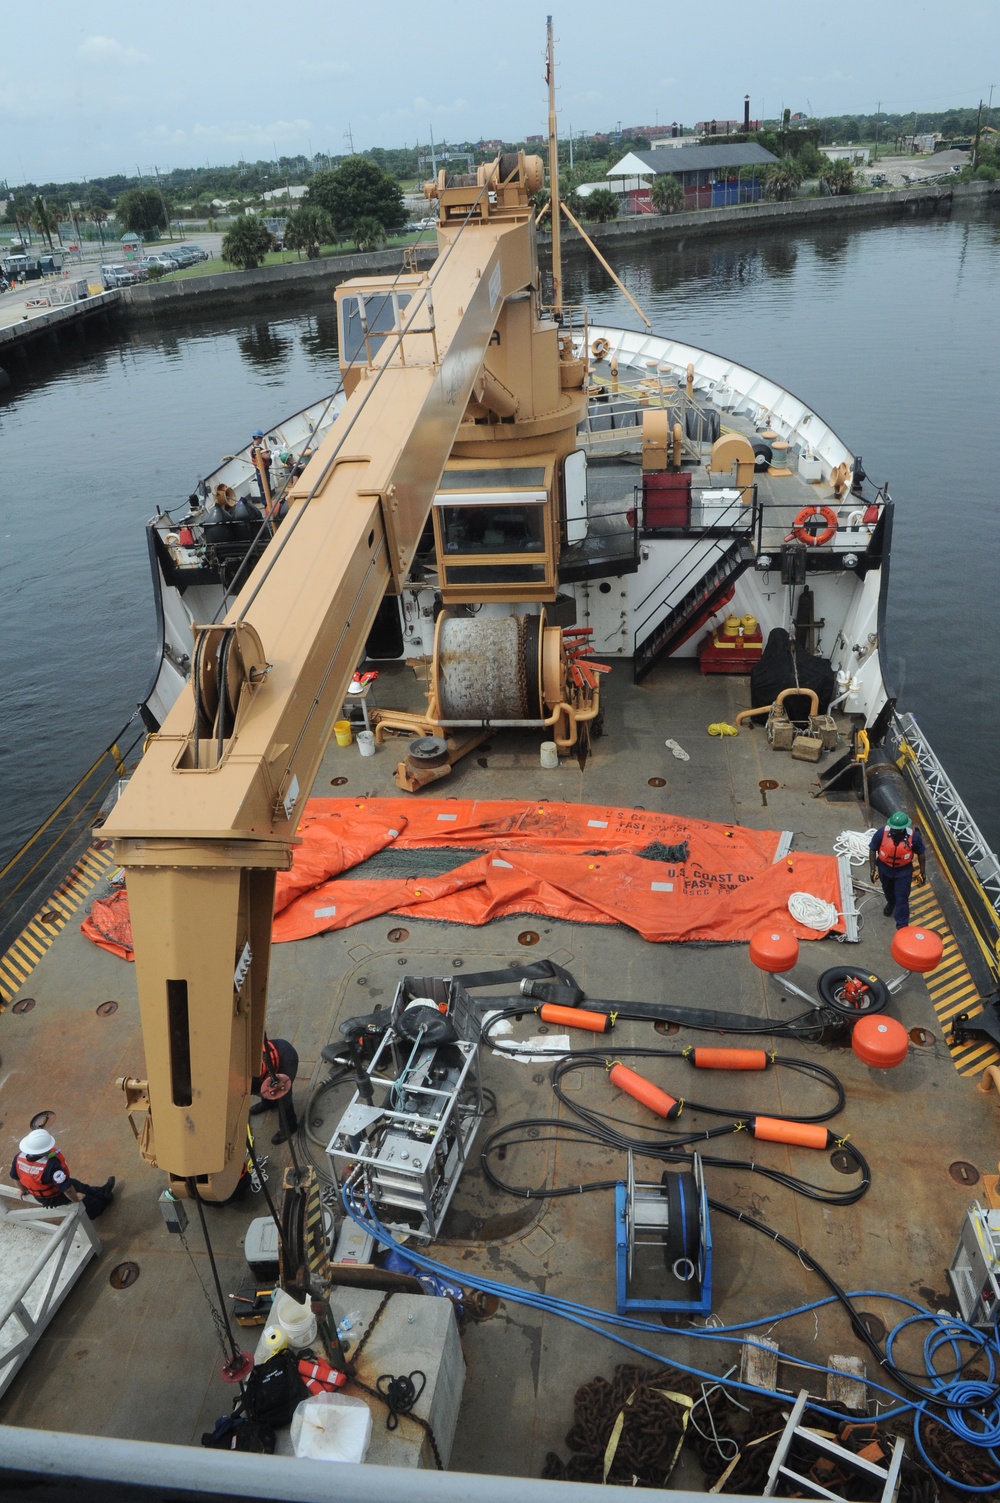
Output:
[357,729,375,757]
[540,740,558,769]
[272,1288,318,1348]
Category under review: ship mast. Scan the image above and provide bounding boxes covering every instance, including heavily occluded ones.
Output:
[546,15,562,316]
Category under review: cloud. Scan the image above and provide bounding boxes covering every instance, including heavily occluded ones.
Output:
[139,117,314,153]
[381,95,470,123]
[295,60,352,79]
[78,36,149,67]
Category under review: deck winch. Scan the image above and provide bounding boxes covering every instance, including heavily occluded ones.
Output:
[615,1150,712,1315]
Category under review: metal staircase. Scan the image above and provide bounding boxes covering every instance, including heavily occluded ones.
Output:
[633,538,756,682]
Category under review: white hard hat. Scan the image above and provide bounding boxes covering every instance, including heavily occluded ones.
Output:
[19,1129,55,1156]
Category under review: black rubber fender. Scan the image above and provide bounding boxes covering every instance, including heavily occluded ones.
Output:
[816,966,890,1016]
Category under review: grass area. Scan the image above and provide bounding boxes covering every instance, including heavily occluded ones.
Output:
[155,232,430,282]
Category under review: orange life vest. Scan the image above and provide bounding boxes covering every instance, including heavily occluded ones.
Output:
[877,829,914,869]
[262,1039,280,1075]
[298,1357,346,1395]
[15,1149,70,1200]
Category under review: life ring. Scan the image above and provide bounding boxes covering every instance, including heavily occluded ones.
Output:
[791,505,838,546]
[591,337,611,360]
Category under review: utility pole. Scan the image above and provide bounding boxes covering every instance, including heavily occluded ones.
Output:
[972,98,984,169]
[568,122,574,171]
[429,126,437,178]
[873,101,881,163]
[345,123,355,154]
[153,165,173,239]
[546,14,562,317]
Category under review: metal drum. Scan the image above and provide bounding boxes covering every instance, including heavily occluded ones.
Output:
[435,614,544,722]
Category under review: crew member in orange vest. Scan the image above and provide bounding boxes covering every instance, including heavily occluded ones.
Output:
[250,1037,299,1146]
[869,810,926,928]
[10,1128,115,1219]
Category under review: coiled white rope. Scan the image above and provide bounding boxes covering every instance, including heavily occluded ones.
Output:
[833,829,878,865]
[787,892,840,932]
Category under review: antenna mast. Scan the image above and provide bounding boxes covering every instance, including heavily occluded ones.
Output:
[546,15,562,316]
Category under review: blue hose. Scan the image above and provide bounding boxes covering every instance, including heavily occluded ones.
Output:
[341,1182,1000,1489]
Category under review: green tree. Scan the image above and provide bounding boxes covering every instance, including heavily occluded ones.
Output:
[221,213,273,270]
[352,215,386,251]
[115,186,167,237]
[583,188,619,222]
[825,160,855,196]
[650,173,684,214]
[31,195,57,250]
[283,203,333,259]
[5,192,32,245]
[765,160,803,202]
[306,156,406,239]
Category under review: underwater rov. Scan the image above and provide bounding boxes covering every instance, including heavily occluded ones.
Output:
[615,1150,712,1316]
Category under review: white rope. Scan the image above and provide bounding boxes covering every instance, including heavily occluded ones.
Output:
[787,891,840,932]
[833,828,877,864]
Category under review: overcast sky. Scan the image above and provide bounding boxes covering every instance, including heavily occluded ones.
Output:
[4,0,998,184]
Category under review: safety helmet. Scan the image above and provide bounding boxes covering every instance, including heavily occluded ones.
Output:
[252,428,264,438]
[19,1128,55,1156]
[888,811,910,830]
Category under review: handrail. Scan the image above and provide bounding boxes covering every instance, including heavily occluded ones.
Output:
[632,490,757,643]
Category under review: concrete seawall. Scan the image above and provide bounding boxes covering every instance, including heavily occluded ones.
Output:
[120,180,998,320]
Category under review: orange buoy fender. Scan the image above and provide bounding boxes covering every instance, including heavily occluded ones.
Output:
[752,1116,830,1150]
[691,1048,769,1070]
[609,1062,681,1120]
[852,1015,909,1068]
[539,1004,612,1034]
[890,926,944,974]
[749,928,799,974]
[791,506,838,546]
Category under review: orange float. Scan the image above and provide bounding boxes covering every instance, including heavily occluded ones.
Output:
[852,1014,909,1068]
[791,505,838,546]
[890,926,944,974]
[749,928,800,973]
[690,1048,769,1071]
[538,1004,612,1034]
[752,1117,830,1150]
[608,1063,681,1120]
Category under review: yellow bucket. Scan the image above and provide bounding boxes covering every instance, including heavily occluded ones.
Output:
[334,719,352,747]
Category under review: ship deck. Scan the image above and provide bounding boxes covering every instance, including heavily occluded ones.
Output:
[0,657,994,1491]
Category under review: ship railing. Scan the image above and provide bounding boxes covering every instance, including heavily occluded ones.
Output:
[558,501,639,582]
[888,711,1000,979]
[0,714,146,974]
[754,490,886,557]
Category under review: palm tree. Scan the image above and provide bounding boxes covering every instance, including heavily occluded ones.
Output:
[31,195,56,250]
[765,160,803,202]
[650,173,684,214]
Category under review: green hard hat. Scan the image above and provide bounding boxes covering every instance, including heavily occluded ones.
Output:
[888,810,910,830]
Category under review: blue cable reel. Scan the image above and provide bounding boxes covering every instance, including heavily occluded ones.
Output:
[615,1150,712,1316]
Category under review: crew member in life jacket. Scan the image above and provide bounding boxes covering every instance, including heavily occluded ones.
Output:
[869,810,926,928]
[10,1129,115,1220]
[250,1037,299,1146]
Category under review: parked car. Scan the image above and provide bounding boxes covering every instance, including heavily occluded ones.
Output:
[145,254,179,274]
[162,249,197,267]
[100,264,143,288]
[175,243,210,262]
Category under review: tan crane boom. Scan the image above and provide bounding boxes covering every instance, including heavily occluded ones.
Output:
[104,152,587,1199]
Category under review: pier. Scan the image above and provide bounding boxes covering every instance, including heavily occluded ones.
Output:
[0,283,122,386]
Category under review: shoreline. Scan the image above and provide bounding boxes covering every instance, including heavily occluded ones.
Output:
[120,179,997,322]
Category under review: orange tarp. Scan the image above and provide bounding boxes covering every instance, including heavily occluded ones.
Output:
[82,797,844,959]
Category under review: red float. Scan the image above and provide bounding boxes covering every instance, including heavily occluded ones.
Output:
[690,1048,769,1071]
[852,1015,909,1069]
[749,928,800,973]
[538,1003,612,1034]
[608,1063,681,1120]
[890,926,944,974]
[752,1117,830,1150]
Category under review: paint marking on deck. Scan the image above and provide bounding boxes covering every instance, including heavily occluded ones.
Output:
[0,845,115,1007]
[908,885,996,1077]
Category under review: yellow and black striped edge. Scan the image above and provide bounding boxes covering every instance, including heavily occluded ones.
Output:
[908,884,997,1076]
[0,844,116,1007]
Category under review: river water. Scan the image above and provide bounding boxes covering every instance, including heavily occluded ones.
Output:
[1,207,997,868]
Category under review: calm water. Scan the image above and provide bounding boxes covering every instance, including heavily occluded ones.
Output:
[1,208,997,867]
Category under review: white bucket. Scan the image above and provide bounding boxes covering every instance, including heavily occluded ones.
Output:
[272,1288,318,1349]
[357,730,375,757]
[540,741,558,769]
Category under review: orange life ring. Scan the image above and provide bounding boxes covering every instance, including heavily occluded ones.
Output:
[591,337,611,360]
[792,505,838,546]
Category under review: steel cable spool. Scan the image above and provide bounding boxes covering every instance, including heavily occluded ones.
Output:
[661,1168,701,1283]
[435,613,545,722]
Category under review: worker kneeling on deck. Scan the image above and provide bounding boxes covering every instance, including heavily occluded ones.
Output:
[11,1129,115,1220]
[870,810,926,929]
